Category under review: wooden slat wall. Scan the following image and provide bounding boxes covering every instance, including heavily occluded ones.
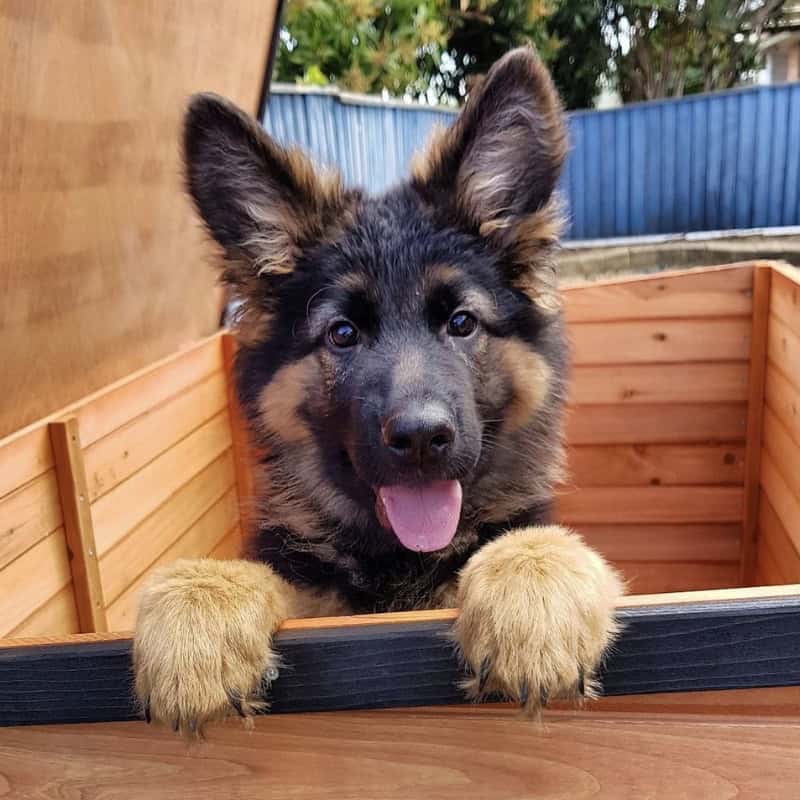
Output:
[560,265,754,594]
[0,333,245,637]
[755,268,800,585]
[81,334,242,630]
[0,425,78,638]
[0,0,278,439]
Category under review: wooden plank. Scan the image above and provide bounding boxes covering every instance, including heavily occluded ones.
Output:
[563,264,753,323]
[0,424,52,502]
[567,444,745,487]
[49,419,107,633]
[0,469,62,573]
[8,585,80,639]
[222,334,257,538]
[91,411,233,557]
[570,317,751,365]
[0,1,277,438]
[105,491,240,631]
[2,594,800,727]
[1,710,799,799]
[767,314,800,390]
[764,363,800,447]
[758,494,800,584]
[84,370,228,502]
[565,403,747,445]
[760,451,800,557]
[99,452,236,606]
[73,335,223,448]
[740,265,771,583]
[616,561,740,595]
[755,540,790,587]
[557,485,744,525]
[576,523,741,563]
[763,406,800,504]
[770,269,800,331]
[209,526,243,561]
[0,529,72,637]
[570,362,748,405]
[571,685,800,717]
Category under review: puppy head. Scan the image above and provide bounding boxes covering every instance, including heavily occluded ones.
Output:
[183,47,568,555]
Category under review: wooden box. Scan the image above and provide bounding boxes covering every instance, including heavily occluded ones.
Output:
[1,261,799,798]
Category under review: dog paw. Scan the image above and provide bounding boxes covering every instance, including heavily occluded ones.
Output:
[133,558,289,737]
[454,526,623,716]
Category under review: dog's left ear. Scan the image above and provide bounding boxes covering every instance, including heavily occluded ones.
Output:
[411,47,567,304]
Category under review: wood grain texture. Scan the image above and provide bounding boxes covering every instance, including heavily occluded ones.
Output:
[98,451,236,605]
[576,524,741,563]
[757,496,800,583]
[49,418,107,633]
[565,403,747,445]
[104,489,239,630]
[2,595,800,727]
[83,370,228,502]
[569,362,748,405]
[90,411,232,556]
[562,263,753,322]
[765,363,800,447]
[0,1,277,438]
[8,584,80,639]
[569,317,751,365]
[740,265,771,583]
[557,485,744,524]
[566,444,745,487]
[222,333,258,538]
[0,529,73,637]
[1,709,800,800]
[611,561,740,594]
[0,469,62,572]
[0,425,53,502]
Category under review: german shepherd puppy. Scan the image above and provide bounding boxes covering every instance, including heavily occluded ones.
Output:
[133,46,623,735]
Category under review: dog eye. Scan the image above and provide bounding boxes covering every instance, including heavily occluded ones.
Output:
[447,311,477,337]
[329,319,359,348]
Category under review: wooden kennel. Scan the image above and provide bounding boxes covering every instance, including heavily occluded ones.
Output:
[2,4,799,797]
[1,261,799,798]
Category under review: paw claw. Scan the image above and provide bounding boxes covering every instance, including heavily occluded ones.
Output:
[478,657,492,695]
[143,697,151,725]
[577,666,585,697]
[519,680,529,708]
[171,717,180,734]
[540,687,549,707]
[228,688,247,718]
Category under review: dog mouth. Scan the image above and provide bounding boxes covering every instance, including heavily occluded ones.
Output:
[375,481,463,552]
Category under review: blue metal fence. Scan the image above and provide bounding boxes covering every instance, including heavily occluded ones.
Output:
[263,82,800,240]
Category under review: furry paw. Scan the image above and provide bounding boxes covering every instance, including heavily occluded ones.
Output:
[454,526,623,716]
[133,558,289,737]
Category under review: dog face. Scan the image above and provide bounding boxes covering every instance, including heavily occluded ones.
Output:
[184,47,569,558]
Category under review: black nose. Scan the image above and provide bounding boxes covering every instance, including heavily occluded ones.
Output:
[381,404,455,466]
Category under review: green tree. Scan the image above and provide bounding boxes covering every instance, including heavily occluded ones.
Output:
[605,0,786,102]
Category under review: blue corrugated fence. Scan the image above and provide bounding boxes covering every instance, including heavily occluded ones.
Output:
[263,82,800,240]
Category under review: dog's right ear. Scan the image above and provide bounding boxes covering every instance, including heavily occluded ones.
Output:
[183,94,352,288]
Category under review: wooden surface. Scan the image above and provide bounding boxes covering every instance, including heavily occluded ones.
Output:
[0,0,278,438]
[0,332,238,636]
[756,266,800,585]
[739,266,772,582]
[2,594,800,727]
[1,707,799,799]
[562,264,753,593]
[49,418,107,632]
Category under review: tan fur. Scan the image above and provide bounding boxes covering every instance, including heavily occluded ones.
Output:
[453,525,624,715]
[498,338,552,433]
[133,558,290,737]
[257,356,316,443]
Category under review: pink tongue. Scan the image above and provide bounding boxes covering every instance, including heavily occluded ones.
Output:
[378,481,462,552]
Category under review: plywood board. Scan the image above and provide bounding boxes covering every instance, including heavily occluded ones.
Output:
[0,0,278,438]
